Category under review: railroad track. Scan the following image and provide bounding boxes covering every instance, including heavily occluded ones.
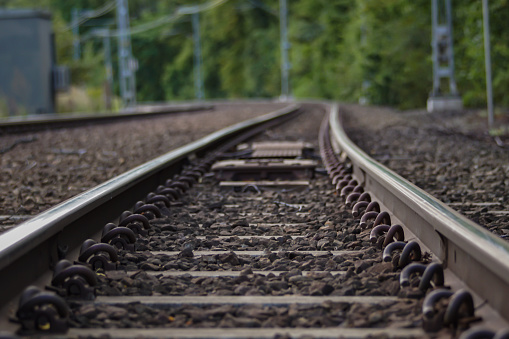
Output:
[1,103,508,338]
[0,103,212,135]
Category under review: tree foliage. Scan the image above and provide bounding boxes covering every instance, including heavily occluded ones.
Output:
[3,0,509,109]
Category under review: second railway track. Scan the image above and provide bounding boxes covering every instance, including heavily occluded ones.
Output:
[1,102,509,338]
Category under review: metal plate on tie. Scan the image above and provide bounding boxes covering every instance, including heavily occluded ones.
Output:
[211,159,317,181]
[238,141,314,158]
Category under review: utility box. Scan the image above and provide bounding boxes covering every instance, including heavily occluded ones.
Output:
[0,9,62,116]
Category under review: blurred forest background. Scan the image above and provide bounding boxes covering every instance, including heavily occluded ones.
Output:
[1,0,508,111]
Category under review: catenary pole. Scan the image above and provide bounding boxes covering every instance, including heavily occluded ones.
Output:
[103,28,114,110]
[192,11,204,100]
[428,0,462,112]
[116,0,137,108]
[279,0,290,100]
[72,8,81,60]
[482,0,494,129]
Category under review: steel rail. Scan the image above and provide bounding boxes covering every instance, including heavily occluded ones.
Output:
[328,103,509,319]
[0,103,212,135]
[0,104,300,306]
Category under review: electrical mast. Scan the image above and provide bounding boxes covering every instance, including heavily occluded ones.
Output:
[192,11,204,100]
[279,0,290,100]
[427,0,462,112]
[116,0,137,108]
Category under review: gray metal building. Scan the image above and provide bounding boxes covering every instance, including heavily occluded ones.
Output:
[0,9,57,115]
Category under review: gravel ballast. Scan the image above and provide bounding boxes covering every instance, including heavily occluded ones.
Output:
[64,103,431,334]
[341,104,509,239]
[0,103,286,231]
[7,102,493,337]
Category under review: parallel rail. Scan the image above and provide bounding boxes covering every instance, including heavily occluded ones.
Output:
[1,101,508,337]
[0,103,212,135]
[329,103,509,319]
[0,104,300,308]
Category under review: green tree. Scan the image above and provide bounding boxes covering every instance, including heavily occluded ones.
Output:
[3,0,509,110]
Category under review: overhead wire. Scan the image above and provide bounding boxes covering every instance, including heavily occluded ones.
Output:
[62,0,272,40]
[79,18,187,42]
[61,0,228,44]
[176,0,230,14]
[60,0,277,44]
[67,0,276,45]
[88,0,230,38]
[61,1,116,32]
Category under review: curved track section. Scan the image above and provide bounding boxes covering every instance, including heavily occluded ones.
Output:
[2,102,509,338]
[328,103,509,319]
